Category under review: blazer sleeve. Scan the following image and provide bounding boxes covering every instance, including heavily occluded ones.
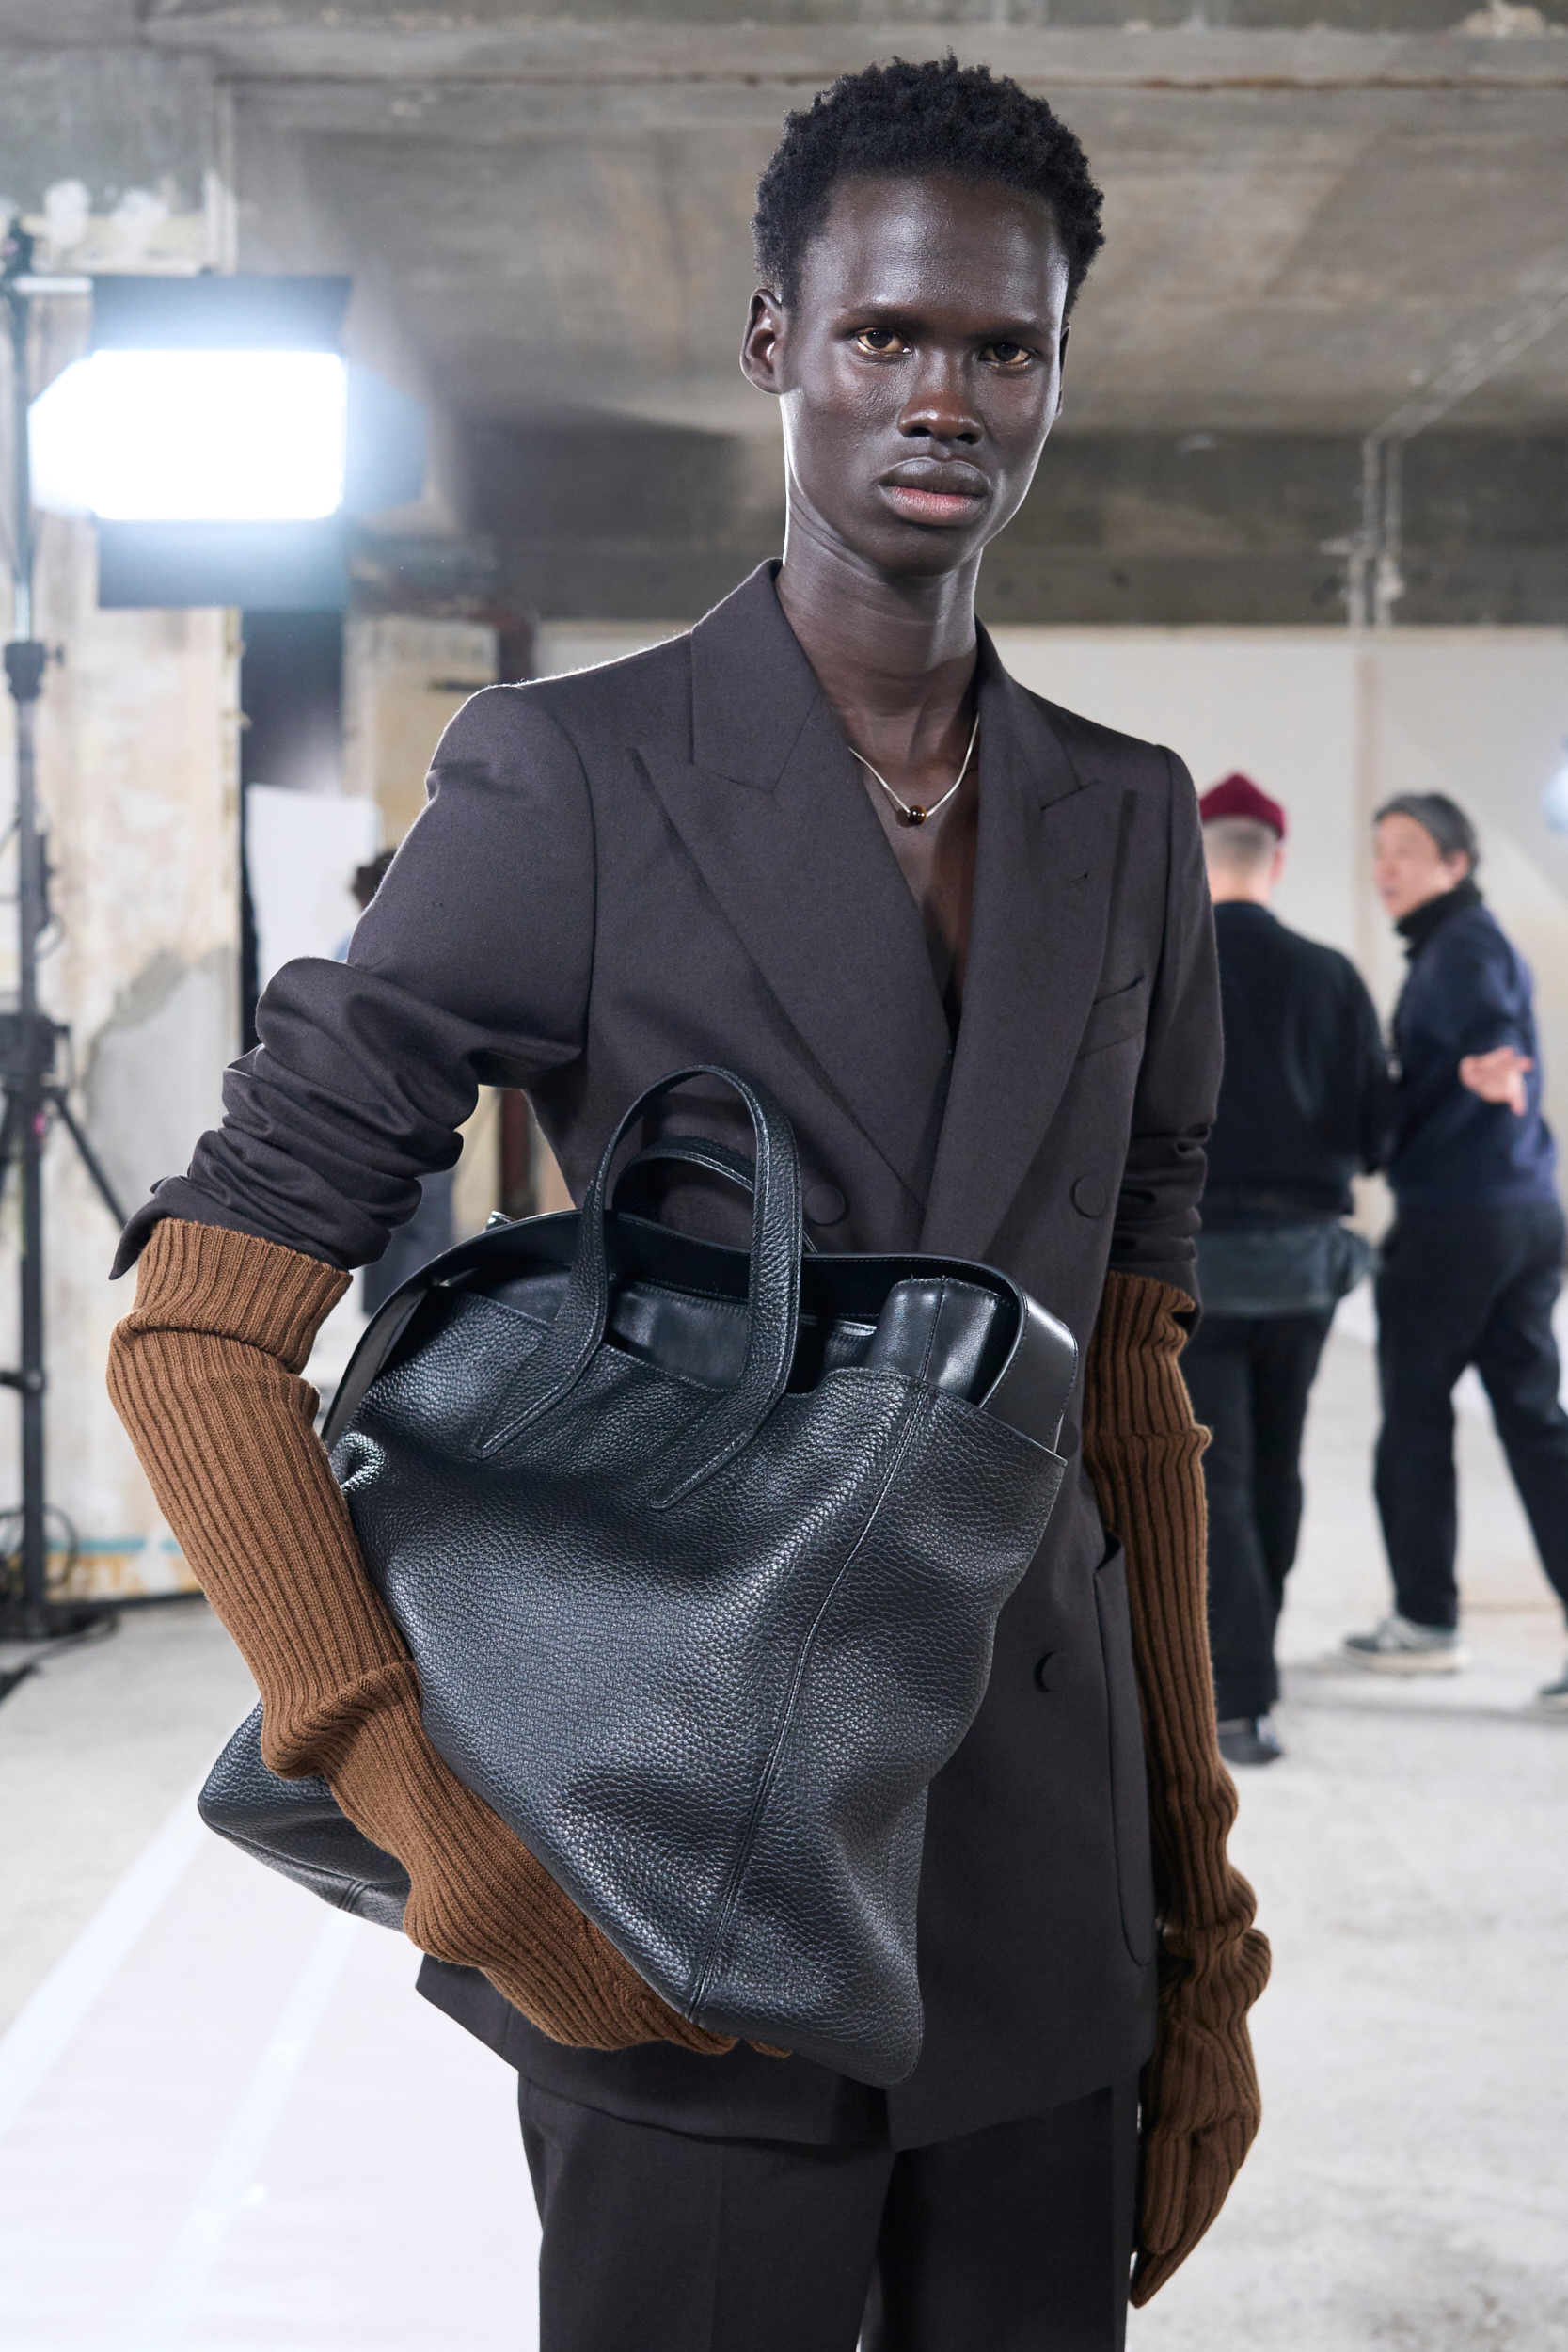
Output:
[113,689,596,1275]
[1106,751,1222,1302]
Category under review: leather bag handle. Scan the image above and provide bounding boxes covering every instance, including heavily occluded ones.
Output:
[481,1067,804,1506]
[611,1137,818,1253]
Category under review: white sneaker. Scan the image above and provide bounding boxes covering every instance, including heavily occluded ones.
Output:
[1535,1661,1568,1711]
[1342,1613,1469,1675]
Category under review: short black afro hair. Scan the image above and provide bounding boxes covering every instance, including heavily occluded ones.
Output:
[753,56,1104,314]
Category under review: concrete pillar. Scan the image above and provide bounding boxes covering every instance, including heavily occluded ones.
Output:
[343,614,498,844]
[0,518,239,1598]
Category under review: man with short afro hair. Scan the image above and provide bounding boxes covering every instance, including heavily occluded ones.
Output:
[109,50,1263,2352]
[753,56,1106,311]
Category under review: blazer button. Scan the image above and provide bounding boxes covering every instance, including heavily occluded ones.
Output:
[804,1183,847,1227]
[1035,1651,1058,1692]
[1071,1175,1108,1218]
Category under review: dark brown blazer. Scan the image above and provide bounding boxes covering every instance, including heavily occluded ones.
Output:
[123,563,1221,2150]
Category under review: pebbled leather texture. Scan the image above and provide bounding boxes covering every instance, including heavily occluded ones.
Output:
[200,1068,1076,2086]
[198,1708,412,1931]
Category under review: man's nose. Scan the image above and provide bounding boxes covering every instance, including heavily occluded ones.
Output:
[896,358,982,444]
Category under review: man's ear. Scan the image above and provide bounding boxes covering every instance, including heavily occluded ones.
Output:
[1054,321,1070,420]
[740,288,786,395]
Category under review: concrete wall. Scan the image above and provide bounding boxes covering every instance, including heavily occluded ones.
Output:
[0,519,240,1599]
[0,49,229,274]
[454,431,1568,631]
[983,435,1568,628]
[994,626,1568,1136]
[341,614,499,844]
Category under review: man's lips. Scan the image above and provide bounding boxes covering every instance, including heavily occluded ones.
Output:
[878,462,990,526]
[881,484,984,523]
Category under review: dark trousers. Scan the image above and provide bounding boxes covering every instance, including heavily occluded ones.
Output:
[1182,1311,1334,1720]
[519,2075,1138,2352]
[1375,1200,1568,1630]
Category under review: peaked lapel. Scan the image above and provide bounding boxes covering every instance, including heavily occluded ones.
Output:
[640,566,954,1200]
[920,647,1126,1260]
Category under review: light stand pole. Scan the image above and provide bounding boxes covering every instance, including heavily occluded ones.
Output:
[1,221,124,1642]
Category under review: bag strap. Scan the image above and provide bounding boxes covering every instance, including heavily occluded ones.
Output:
[481,1068,804,1507]
[612,1138,818,1253]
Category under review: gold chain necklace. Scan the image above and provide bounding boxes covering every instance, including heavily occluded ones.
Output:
[848,710,980,828]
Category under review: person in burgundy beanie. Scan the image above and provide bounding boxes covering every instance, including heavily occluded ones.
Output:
[1199,773,1288,837]
[1182,774,1389,1764]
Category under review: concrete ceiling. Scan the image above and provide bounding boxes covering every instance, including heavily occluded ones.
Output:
[4,1,1566,621]
[6,1,1560,441]
[226,56,1568,441]
[214,21,1568,447]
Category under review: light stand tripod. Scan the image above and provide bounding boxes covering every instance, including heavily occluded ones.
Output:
[2,221,126,1643]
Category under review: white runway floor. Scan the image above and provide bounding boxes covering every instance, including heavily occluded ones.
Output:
[2,1311,1565,2351]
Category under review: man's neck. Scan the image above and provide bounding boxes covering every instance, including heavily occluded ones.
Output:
[774,522,980,773]
[1395,874,1481,956]
[1207,877,1275,909]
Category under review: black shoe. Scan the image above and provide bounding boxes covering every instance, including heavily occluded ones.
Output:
[1216,1714,1284,1767]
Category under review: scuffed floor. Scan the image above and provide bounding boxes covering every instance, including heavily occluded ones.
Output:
[0,1314,1564,2351]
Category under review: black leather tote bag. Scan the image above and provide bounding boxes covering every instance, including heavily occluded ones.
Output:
[199,1067,1076,2085]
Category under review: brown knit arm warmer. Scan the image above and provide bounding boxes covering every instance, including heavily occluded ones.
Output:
[107,1217,730,2057]
[1081,1268,1271,2306]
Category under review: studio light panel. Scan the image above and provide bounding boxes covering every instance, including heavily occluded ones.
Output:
[29,349,349,523]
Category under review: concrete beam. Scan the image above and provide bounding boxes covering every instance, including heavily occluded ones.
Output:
[0,49,221,220]
[134,4,1568,87]
[353,426,1568,628]
[186,28,1568,101]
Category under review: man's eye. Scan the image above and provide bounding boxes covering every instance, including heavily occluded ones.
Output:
[854,328,908,356]
[981,342,1033,368]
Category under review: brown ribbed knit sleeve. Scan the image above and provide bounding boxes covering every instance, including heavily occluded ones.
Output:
[107,1217,730,2057]
[1081,1268,1271,2306]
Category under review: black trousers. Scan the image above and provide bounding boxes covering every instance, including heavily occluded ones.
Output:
[1375,1200,1568,1630]
[518,2075,1138,2352]
[1181,1311,1334,1720]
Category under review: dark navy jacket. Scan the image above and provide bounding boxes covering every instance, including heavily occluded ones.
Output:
[1388,885,1557,1212]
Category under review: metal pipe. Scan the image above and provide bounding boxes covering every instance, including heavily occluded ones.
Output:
[1348,271,1568,631]
[9,274,31,638]
[1,228,120,1639]
[5,269,50,1625]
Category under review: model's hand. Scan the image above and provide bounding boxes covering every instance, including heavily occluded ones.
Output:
[1132,1930,1270,2305]
[1459,1046,1532,1114]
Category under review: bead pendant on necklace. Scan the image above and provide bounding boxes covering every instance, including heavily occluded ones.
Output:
[849,708,980,834]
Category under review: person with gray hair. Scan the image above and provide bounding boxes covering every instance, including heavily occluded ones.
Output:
[1343,793,1568,1706]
